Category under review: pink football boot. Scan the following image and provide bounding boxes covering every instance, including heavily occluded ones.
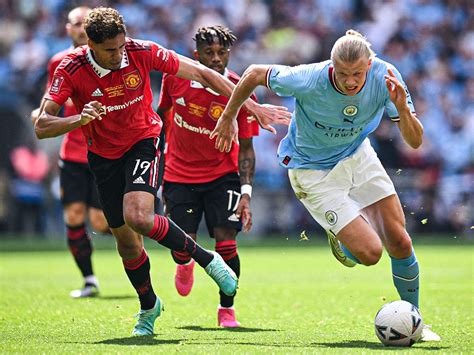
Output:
[175,260,195,296]
[218,306,241,328]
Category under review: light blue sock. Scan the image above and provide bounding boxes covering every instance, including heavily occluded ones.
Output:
[340,243,360,264]
[391,250,419,308]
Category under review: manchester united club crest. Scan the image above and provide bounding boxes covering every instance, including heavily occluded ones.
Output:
[123,70,142,90]
[209,102,225,121]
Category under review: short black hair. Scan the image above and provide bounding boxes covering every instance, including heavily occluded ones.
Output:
[193,25,237,49]
[84,7,126,44]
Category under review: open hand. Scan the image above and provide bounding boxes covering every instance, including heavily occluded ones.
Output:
[210,115,238,153]
[251,103,291,134]
[385,69,407,108]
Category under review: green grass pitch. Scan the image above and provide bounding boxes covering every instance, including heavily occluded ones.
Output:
[0,237,472,354]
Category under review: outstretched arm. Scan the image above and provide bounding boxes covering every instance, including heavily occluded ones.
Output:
[211,65,283,152]
[385,69,423,149]
[176,57,291,148]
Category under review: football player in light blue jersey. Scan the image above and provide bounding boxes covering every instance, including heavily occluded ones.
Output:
[211,29,440,342]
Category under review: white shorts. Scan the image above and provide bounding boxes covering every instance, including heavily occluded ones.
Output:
[288,139,396,235]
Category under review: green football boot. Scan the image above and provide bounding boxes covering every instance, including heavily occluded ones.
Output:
[132,296,164,336]
[204,252,238,296]
[326,230,356,267]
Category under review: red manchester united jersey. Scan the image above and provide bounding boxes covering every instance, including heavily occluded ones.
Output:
[47,48,88,163]
[158,69,259,183]
[45,38,180,159]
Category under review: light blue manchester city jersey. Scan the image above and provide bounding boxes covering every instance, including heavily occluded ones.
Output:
[267,57,415,169]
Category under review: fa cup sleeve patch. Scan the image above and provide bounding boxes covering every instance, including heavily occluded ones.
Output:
[50,75,64,94]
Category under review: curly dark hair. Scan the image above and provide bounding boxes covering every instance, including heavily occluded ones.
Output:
[193,25,237,49]
[84,7,126,43]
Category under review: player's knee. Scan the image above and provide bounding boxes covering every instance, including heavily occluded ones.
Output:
[214,227,237,242]
[123,209,153,234]
[64,204,86,225]
[358,244,383,266]
[90,214,109,234]
[388,233,413,257]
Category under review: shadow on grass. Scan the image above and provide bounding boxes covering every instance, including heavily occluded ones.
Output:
[311,340,447,351]
[177,325,280,333]
[95,295,136,300]
[94,336,183,346]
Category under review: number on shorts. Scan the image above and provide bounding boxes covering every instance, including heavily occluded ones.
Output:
[132,159,151,176]
[227,190,241,211]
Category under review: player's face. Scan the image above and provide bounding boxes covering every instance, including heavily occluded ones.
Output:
[333,56,372,96]
[66,9,90,47]
[194,43,230,75]
[89,33,126,70]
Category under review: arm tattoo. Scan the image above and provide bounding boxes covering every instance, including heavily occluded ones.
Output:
[239,156,255,185]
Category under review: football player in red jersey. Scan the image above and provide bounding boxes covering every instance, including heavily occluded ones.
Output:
[34,7,290,336]
[31,6,109,299]
[157,26,258,328]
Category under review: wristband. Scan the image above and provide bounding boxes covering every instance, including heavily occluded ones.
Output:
[241,184,252,198]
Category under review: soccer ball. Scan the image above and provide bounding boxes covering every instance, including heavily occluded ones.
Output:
[374,300,423,347]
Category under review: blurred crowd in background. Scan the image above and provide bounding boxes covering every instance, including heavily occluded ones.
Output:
[0,0,472,238]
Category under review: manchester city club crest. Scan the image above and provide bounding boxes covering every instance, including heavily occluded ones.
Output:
[325,210,338,226]
[343,105,358,117]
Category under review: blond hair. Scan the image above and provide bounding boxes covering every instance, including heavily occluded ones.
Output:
[330,29,375,63]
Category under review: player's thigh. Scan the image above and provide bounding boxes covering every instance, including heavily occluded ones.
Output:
[122,138,161,223]
[203,173,242,239]
[348,139,397,210]
[124,137,162,196]
[288,168,357,235]
[162,181,203,234]
[87,151,127,229]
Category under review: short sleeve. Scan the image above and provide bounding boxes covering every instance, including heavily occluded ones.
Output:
[151,43,180,76]
[384,65,416,122]
[266,64,317,97]
[46,57,57,89]
[44,66,74,107]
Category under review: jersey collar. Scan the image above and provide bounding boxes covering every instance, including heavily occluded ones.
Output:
[86,48,130,78]
[328,66,345,95]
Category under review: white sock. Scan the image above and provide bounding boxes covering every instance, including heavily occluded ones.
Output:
[218,305,234,310]
[85,275,99,287]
